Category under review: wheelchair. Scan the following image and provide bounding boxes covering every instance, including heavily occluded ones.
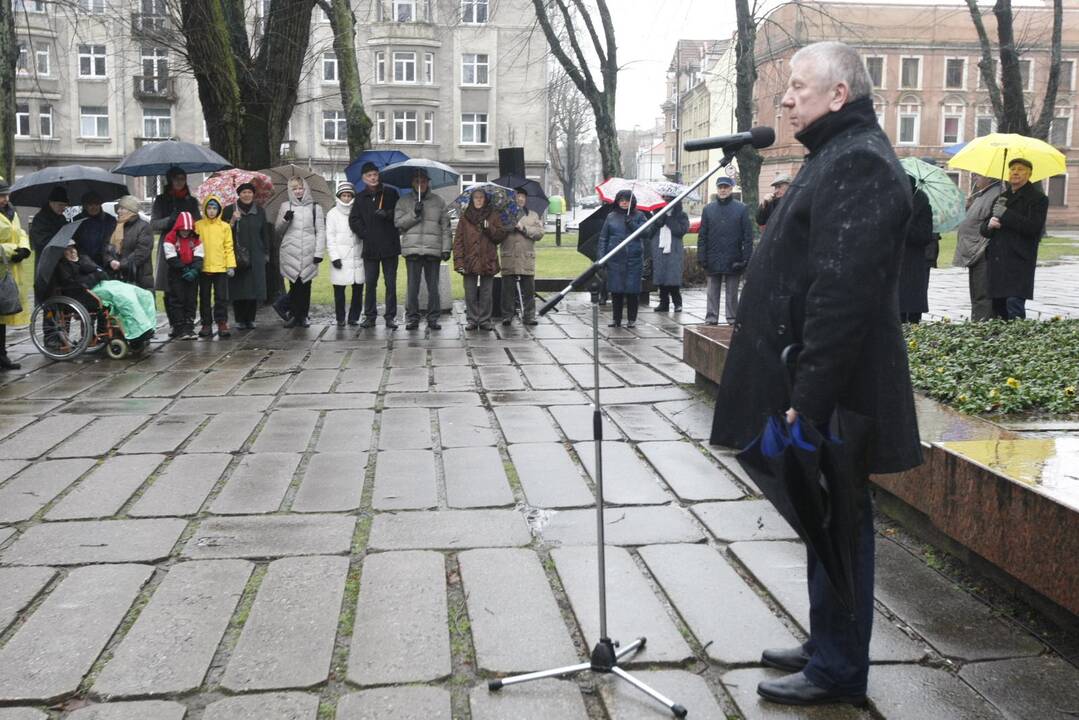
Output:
[29,291,148,361]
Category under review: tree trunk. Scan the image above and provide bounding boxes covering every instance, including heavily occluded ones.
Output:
[594,107,621,179]
[734,0,761,228]
[1030,0,1063,140]
[993,0,1029,134]
[323,0,371,157]
[0,3,17,183]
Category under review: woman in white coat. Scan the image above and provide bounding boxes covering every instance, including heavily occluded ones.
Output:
[325,182,364,325]
[273,176,325,327]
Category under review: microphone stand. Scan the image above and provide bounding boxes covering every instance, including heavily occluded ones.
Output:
[487,150,738,718]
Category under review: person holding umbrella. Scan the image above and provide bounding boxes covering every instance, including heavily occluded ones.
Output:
[73,191,116,266]
[224,183,270,330]
[29,187,70,257]
[979,158,1049,320]
[151,167,201,294]
[651,192,689,313]
[395,169,450,331]
[105,195,155,291]
[711,41,922,707]
[0,180,32,370]
[350,162,401,329]
[453,187,507,331]
[498,187,544,327]
[597,189,647,328]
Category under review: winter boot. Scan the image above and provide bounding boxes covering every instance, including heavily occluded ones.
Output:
[217,321,231,338]
[198,324,214,338]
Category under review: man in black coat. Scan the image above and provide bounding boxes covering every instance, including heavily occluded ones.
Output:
[150,167,201,293]
[897,179,934,323]
[711,41,922,707]
[979,158,1049,320]
[349,162,401,329]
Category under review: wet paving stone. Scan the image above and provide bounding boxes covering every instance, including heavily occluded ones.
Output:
[285,369,338,394]
[45,454,163,520]
[722,668,870,720]
[94,560,253,697]
[507,443,594,508]
[373,449,437,510]
[385,366,429,392]
[292,452,366,512]
[334,368,383,393]
[118,414,204,454]
[202,692,319,720]
[26,371,109,400]
[378,407,432,449]
[130,370,202,398]
[166,396,272,415]
[210,452,301,515]
[563,363,623,389]
[0,567,56,634]
[0,458,96,523]
[336,687,451,720]
[470,679,589,720]
[605,363,671,387]
[438,406,496,447]
[0,564,153,702]
[383,391,481,407]
[538,505,704,546]
[604,404,682,441]
[184,413,262,453]
[459,548,579,672]
[443,446,514,508]
[573,442,672,505]
[549,405,622,441]
[0,399,62,416]
[552,546,693,663]
[316,409,375,453]
[637,441,744,501]
[389,347,428,367]
[0,415,94,459]
[959,655,1079,720]
[0,708,46,719]
[251,410,318,453]
[0,415,35,440]
[493,406,560,444]
[478,365,526,391]
[486,390,586,406]
[129,454,232,517]
[868,664,1005,719]
[597,669,726,719]
[348,551,450,685]
[275,392,376,410]
[430,348,469,366]
[48,414,151,459]
[692,499,798,542]
[66,701,187,720]
[432,365,476,392]
[183,514,356,560]
[222,555,348,691]
[233,373,291,396]
[368,509,531,550]
[2,518,187,566]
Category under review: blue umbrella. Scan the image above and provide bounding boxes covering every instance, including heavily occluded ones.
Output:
[379,158,460,190]
[112,140,232,177]
[943,141,967,156]
[345,150,409,185]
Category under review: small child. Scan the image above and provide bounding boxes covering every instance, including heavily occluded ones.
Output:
[162,211,203,340]
[193,195,236,338]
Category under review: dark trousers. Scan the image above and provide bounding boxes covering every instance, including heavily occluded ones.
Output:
[405,255,441,323]
[501,274,536,321]
[657,285,682,309]
[233,299,258,324]
[991,296,1026,320]
[803,487,874,694]
[288,279,312,322]
[166,269,198,333]
[364,256,398,321]
[333,283,363,324]
[199,272,229,325]
[899,312,922,324]
[968,256,992,321]
[611,292,638,324]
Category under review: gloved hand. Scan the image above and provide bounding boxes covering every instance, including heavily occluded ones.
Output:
[414,202,423,217]
[332,259,343,269]
[226,268,235,277]
[168,211,179,227]
[10,247,31,263]
[313,256,323,264]
[441,251,451,261]
[182,268,198,282]
[373,208,388,219]
[991,197,1008,218]
[283,210,294,223]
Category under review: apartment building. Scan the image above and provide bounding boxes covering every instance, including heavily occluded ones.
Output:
[12,0,548,200]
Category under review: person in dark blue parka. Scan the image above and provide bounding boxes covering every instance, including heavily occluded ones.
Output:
[597,189,646,327]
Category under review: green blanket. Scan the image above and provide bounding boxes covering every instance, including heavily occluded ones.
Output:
[92,280,157,340]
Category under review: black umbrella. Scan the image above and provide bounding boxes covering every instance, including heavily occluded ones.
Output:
[576,203,613,261]
[34,219,87,300]
[112,139,232,177]
[11,166,129,208]
[493,174,548,215]
[735,345,874,615]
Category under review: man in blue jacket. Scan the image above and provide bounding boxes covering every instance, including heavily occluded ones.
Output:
[697,175,753,324]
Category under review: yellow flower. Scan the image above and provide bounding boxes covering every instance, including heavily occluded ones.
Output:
[908,339,918,350]
[936,367,946,374]
[957,394,968,403]
[1006,377,1021,389]
[1065,386,1076,397]
[989,388,1000,398]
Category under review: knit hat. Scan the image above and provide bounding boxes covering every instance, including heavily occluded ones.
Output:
[771,173,792,187]
[49,186,70,203]
[235,182,256,195]
[336,181,355,197]
[715,176,734,187]
[360,162,379,175]
[117,195,140,214]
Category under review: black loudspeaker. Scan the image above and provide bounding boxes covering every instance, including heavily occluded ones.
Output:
[498,147,525,178]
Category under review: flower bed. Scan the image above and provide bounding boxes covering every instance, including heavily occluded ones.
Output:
[904,319,1079,416]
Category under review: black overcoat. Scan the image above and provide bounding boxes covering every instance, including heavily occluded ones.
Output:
[710,97,923,475]
[349,184,401,260]
[150,190,201,291]
[979,182,1048,300]
[897,185,934,315]
[223,203,269,302]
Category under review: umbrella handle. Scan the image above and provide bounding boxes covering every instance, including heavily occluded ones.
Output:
[780,344,802,404]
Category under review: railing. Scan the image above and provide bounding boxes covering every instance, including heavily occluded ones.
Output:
[133,75,176,102]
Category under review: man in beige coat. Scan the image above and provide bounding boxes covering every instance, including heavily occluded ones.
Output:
[499,188,545,326]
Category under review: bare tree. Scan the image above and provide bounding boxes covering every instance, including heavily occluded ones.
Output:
[733,0,762,223]
[316,0,371,158]
[530,0,621,178]
[0,3,17,182]
[964,0,1063,138]
[548,68,591,208]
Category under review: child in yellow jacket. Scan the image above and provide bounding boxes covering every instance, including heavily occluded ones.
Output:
[193,195,236,337]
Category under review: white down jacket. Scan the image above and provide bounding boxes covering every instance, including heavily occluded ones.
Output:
[274,178,325,283]
[326,198,364,285]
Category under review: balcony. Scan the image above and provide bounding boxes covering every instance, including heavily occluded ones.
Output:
[133,76,176,102]
[130,13,172,40]
[134,136,174,148]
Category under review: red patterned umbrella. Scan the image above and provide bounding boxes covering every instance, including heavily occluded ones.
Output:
[196,169,274,207]
[595,177,667,211]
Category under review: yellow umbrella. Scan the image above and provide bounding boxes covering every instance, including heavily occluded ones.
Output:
[947,133,1066,183]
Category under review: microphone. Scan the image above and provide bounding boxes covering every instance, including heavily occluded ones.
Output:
[684,126,775,153]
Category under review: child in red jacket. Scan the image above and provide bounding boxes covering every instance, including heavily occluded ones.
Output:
[162,211,204,340]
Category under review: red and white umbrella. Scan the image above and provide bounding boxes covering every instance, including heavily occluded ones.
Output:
[595,177,667,211]
[196,169,274,208]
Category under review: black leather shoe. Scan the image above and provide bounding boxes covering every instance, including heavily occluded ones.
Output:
[0,354,21,371]
[359,318,376,328]
[757,672,866,707]
[405,321,419,330]
[761,646,811,672]
[501,318,512,326]
[385,320,398,330]
[428,322,442,330]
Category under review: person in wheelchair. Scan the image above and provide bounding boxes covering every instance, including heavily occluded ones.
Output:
[52,239,108,333]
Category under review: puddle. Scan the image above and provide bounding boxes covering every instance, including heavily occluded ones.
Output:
[940,437,1079,512]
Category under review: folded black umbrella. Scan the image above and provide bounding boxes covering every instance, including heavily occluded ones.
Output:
[11,165,129,208]
[735,345,874,615]
[576,203,612,261]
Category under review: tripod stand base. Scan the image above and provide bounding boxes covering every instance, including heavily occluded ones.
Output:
[488,636,688,718]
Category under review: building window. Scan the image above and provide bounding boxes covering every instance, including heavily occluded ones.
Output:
[461,112,488,144]
[393,110,417,142]
[946,171,961,187]
[460,172,488,191]
[1049,113,1071,147]
[462,0,488,23]
[79,44,107,77]
[143,107,171,139]
[462,53,489,85]
[975,112,995,138]
[80,0,106,12]
[80,106,110,138]
[900,57,920,89]
[323,51,338,83]
[424,52,434,83]
[1046,175,1067,207]
[945,58,965,89]
[16,44,28,74]
[323,110,346,142]
[34,44,50,76]
[424,111,434,142]
[15,105,30,138]
[141,47,168,93]
[393,52,416,83]
[380,0,430,22]
[941,102,964,144]
[375,111,387,142]
[897,99,920,144]
[1060,60,1074,93]
[872,95,886,129]
[864,56,884,89]
[374,51,386,83]
[14,1,46,12]
[1019,59,1032,91]
[39,104,52,137]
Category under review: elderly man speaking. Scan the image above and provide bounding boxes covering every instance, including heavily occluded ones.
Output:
[710,41,923,706]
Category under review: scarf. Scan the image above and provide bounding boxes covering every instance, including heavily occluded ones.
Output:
[170,186,189,200]
[464,203,491,227]
[237,200,254,214]
[110,218,127,253]
[658,225,672,254]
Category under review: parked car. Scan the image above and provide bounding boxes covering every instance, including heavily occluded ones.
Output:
[579,195,601,209]
[689,216,701,233]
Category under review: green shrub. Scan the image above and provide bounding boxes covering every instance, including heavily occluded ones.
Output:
[904,319,1079,416]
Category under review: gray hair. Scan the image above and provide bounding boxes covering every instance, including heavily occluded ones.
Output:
[791,41,873,101]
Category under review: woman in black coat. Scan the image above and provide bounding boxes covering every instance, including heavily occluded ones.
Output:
[979,158,1049,320]
[223,183,270,329]
[897,179,934,323]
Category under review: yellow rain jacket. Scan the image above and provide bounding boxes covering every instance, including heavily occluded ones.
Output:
[193,195,236,273]
[0,206,32,325]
